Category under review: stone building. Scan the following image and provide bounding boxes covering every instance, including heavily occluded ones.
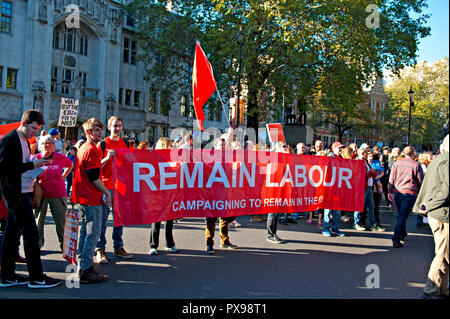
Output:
[0,0,227,144]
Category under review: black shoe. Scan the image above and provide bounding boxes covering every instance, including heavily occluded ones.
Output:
[28,274,62,289]
[220,242,238,249]
[422,292,444,299]
[0,274,30,288]
[266,235,284,244]
[393,242,404,248]
[206,244,215,254]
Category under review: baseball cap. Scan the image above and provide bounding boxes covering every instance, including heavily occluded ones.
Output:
[174,135,182,143]
[48,128,60,136]
[331,142,344,150]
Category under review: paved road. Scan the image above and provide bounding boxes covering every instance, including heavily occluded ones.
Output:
[0,205,435,300]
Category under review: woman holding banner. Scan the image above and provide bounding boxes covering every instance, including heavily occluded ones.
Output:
[35,135,73,250]
[149,137,178,255]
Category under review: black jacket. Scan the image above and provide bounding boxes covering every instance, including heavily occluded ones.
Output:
[0,130,35,211]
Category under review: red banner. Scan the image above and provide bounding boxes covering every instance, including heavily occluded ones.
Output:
[112,149,366,226]
[0,122,20,140]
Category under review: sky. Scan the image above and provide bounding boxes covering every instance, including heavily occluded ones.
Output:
[415,0,449,63]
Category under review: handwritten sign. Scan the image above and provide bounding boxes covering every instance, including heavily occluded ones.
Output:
[58,98,79,127]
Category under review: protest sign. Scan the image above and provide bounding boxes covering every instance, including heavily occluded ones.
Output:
[62,210,79,264]
[112,149,366,226]
[266,123,286,143]
[57,98,79,127]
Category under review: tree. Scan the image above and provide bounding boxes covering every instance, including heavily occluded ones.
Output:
[384,58,449,149]
[125,0,431,134]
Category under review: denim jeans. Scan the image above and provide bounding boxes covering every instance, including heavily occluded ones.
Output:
[354,188,376,228]
[392,193,416,244]
[266,213,279,237]
[96,190,123,251]
[77,204,102,271]
[323,209,341,232]
[1,193,44,281]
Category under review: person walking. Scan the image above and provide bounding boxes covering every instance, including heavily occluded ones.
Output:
[413,135,448,299]
[0,110,61,288]
[34,135,73,250]
[149,137,179,255]
[388,146,424,248]
[204,137,238,254]
[95,116,133,264]
[72,118,111,283]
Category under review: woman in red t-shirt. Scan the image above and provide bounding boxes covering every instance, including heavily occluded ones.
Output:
[35,135,73,250]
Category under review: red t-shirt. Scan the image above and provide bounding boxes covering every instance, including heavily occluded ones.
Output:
[72,142,103,206]
[97,137,128,190]
[35,152,73,198]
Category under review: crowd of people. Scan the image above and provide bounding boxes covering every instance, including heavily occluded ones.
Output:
[0,109,447,300]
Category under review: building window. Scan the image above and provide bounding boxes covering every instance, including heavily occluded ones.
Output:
[123,37,137,65]
[180,95,187,117]
[149,90,156,113]
[6,68,17,89]
[1,1,12,34]
[0,66,3,87]
[51,66,58,92]
[119,88,123,105]
[125,89,132,106]
[160,90,170,115]
[79,33,88,56]
[134,91,140,107]
[53,30,60,49]
[64,27,77,53]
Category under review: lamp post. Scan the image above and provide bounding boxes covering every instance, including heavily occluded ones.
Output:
[235,29,244,128]
[407,86,414,145]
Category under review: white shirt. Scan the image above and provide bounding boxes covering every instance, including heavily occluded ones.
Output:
[17,131,34,193]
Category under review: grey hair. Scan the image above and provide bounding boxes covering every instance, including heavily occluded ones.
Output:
[38,134,55,153]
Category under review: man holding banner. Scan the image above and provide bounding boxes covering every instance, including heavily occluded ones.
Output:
[72,118,111,284]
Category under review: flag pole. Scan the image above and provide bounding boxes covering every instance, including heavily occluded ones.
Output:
[215,89,232,129]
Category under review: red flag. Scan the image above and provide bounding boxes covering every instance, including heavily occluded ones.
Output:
[192,42,217,131]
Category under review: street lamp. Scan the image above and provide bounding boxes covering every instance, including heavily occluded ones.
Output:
[407,86,414,145]
[235,28,244,128]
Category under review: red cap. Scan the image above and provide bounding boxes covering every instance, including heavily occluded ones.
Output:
[331,142,345,150]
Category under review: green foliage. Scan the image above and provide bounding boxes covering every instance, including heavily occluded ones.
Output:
[384,58,449,148]
[125,0,430,132]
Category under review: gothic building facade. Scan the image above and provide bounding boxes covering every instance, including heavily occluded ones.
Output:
[0,0,227,143]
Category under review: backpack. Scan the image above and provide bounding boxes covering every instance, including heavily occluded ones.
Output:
[99,138,130,157]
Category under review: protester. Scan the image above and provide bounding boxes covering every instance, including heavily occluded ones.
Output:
[72,118,111,283]
[388,146,424,248]
[367,150,385,228]
[0,109,61,288]
[307,142,324,226]
[296,142,307,155]
[149,137,179,255]
[48,128,64,153]
[413,135,448,299]
[416,152,433,229]
[353,147,384,232]
[204,137,237,254]
[381,146,391,205]
[322,142,345,237]
[95,116,133,263]
[65,146,77,197]
[35,135,73,250]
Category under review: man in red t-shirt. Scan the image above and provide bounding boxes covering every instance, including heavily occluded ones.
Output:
[72,118,111,284]
[95,116,133,263]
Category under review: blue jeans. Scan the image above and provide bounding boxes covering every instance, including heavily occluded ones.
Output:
[393,193,416,244]
[96,190,123,251]
[323,209,341,232]
[354,188,377,228]
[77,204,102,271]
